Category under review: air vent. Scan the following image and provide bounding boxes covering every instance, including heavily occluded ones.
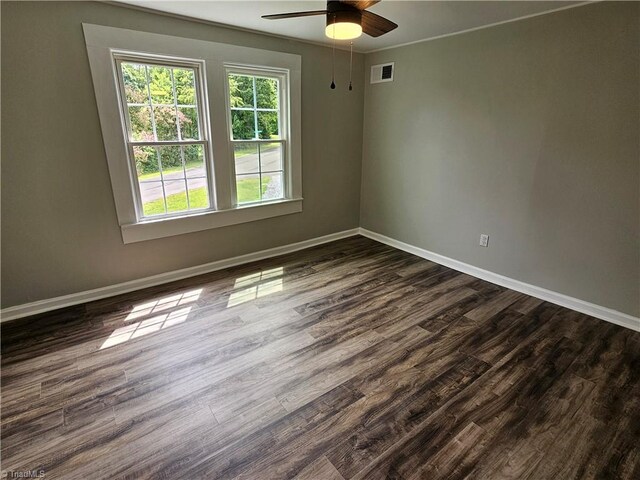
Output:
[370,62,394,84]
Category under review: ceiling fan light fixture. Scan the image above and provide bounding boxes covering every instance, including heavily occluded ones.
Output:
[326,10,362,40]
[325,21,362,40]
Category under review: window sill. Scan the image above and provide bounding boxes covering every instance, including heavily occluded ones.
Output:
[120,198,303,244]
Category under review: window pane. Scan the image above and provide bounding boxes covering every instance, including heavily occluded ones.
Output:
[158,145,183,176]
[187,179,209,209]
[231,110,255,140]
[260,143,283,172]
[128,106,153,141]
[256,77,278,109]
[178,107,199,140]
[153,106,178,141]
[262,172,284,201]
[236,174,261,204]
[173,68,196,105]
[184,145,206,177]
[133,146,160,179]
[139,181,166,216]
[122,63,149,104]
[257,111,279,139]
[228,74,254,108]
[164,180,189,213]
[148,66,174,105]
[234,143,259,174]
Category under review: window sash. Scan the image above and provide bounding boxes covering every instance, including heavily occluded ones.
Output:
[115,57,208,143]
[226,68,286,140]
[113,53,216,221]
[126,140,211,219]
[231,139,286,205]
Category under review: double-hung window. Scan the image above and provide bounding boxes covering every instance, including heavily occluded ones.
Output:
[84,24,302,243]
[227,69,287,205]
[114,55,213,218]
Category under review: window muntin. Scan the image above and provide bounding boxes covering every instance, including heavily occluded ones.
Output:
[227,71,286,205]
[115,57,212,219]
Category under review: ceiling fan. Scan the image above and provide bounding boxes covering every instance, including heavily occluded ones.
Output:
[262,0,398,41]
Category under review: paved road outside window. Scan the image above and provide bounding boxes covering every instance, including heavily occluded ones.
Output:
[139,147,281,201]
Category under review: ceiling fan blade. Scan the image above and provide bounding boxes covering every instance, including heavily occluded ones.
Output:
[262,10,327,20]
[361,10,398,37]
[342,1,381,10]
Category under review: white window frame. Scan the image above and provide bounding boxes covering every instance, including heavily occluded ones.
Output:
[113,53,216,220]
[83,24,302,244]
[224,65,290,206]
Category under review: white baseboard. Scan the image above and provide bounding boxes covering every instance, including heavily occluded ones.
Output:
[0,229,360,322]
[359,228,640,333]
[3,227,638,333]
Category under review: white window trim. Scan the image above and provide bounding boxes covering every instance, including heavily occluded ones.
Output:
[83,24,302,243]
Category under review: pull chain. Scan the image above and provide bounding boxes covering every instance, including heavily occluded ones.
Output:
[330,17,336,89]
[348,41,353,91]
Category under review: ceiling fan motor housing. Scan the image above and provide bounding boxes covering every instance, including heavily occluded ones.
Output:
[326,1,362,28]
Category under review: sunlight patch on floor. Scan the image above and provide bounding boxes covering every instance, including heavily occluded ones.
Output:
[100,289,203,349]
[125,289,202,321]
[101,307,192,349]
[227,267,284,308]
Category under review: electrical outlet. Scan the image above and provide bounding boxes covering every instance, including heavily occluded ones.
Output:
[479,234,489,247]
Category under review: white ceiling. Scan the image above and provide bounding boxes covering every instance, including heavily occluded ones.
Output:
[118,1,585,52]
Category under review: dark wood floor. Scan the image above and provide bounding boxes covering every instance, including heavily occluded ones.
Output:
[2,236,639,479]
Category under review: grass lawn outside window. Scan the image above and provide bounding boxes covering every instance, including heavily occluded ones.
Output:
[142,177,270,216]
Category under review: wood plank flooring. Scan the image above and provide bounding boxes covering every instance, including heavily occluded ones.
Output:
[1,236,639,479]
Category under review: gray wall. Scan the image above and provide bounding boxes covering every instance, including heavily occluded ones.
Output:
[1,1,365,308]
[3,1,638,318]
[361,2,639,316]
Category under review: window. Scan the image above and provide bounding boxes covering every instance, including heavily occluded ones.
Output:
[114,56,213,219]
[84,24,302,243]
[227,70,287,205]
